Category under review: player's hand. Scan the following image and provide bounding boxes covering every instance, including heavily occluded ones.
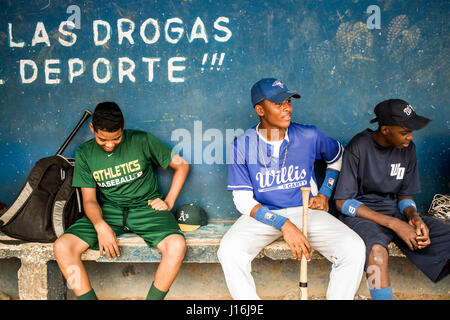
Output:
[408,215,431,249]
[148,198,170,211]
[308,193,329,212]
[94,220,120,259]
[391,219,419,251]
[281,220,312,261]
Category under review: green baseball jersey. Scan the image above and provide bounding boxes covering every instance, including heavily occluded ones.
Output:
[73,129,173,208]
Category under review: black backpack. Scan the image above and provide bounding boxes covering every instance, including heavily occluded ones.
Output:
[0,155,84,243]
[0,110,92,243]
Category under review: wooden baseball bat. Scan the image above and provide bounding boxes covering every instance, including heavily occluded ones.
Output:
[299,186,311,300]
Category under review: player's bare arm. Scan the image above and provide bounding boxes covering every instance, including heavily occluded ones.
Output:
[336,199,419,250]
[148,154,190,211]
[81,187,120,259]
[249,203,312,261]
[398,195,431,249]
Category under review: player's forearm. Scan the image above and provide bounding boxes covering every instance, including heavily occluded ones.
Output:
[336,199,398,230]
[403,206,419,221]
[398,195,420,221]
[232,190,260,216]
[356,205,398,229]
[249,204,263,218]
[83,199,105,229]
[164,162,189,210]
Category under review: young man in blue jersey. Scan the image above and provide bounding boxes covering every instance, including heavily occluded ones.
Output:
[217,78,366,300]
[334,99,450,300]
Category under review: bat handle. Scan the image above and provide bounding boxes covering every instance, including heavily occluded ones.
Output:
[56,109,92,156]
[300,256,308,300]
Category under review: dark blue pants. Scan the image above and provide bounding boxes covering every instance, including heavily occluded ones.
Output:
[339,206,450,283]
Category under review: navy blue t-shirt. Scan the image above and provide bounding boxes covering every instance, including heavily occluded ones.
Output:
[334,129,421,210]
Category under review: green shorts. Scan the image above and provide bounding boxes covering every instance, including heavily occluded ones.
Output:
[65,203,184,249]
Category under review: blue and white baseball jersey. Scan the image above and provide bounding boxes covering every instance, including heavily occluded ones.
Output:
[227,122,343,210]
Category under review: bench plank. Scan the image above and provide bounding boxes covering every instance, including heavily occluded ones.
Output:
[1,222,405,263]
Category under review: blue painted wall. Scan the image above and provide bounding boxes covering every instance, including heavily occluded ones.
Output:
[0,0,448,220]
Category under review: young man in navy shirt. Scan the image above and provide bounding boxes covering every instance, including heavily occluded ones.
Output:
[335,99,450,300]
[218,78,366,300]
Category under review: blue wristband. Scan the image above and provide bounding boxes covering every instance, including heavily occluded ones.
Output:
[398,199,417,214]
[254,206,288,230]
[341,199,362,217]
[318,169,339,199]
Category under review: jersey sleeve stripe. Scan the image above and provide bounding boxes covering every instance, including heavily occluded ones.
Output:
[326,141,343,164]
[227,185,254,190]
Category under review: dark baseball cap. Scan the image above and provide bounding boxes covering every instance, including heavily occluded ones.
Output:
[370,99,431,130]
[174,203,208,232]
[251,78,300,106]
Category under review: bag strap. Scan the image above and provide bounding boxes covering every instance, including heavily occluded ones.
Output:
[0,239,28,245]
[52,166,78,238]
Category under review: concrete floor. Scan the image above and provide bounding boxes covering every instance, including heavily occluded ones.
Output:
[1,256,448,300]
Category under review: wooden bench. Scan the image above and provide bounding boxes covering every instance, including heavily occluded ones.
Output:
[0,221,405,300]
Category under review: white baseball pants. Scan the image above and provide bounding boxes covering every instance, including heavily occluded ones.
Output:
[217,207,366,300]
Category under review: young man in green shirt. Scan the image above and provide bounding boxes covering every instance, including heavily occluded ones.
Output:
[54,102,190,300]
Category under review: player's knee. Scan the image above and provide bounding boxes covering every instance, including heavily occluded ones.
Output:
[53,237,65,259]
[337,232,366,265]
[53,235,81,259]
[161,235,186,259]
[217,238,233,264]
[173,235,186,256]
[351,235,366,265]
[217,236,244,266]
[369,244,388,266]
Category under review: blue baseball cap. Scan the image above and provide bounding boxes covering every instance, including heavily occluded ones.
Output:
[251,78,301,106]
